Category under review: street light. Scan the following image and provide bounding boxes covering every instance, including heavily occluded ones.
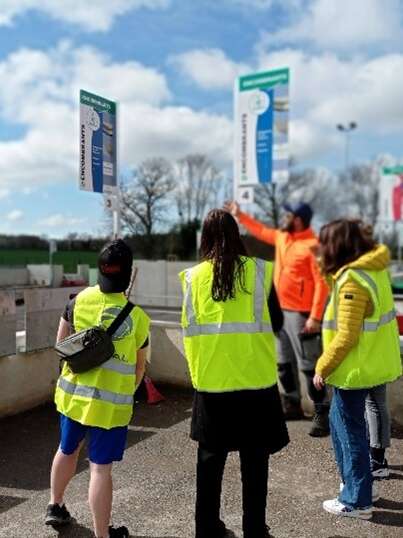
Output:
[337,121,357,171]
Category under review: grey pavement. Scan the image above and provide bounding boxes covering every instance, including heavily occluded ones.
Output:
[0,386,402,538]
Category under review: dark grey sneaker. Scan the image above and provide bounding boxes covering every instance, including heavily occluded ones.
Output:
[45,503,72,526]
[109,525,129,537]
[309,411,330,437]
[371,458,389,479]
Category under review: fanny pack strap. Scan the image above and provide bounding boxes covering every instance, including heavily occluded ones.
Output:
[106,302,134,336]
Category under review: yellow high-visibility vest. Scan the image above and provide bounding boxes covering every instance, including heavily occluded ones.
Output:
[179,257,278,392]
[323,268,402,389]
[55,285,150,429]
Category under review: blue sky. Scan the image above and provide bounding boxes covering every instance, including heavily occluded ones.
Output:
[1,0,403,237]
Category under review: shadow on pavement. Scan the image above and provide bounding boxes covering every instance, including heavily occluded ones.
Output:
[391,422,403,440]
[376,498,403,510]
[0,386,193,492]
[0,495,27,514]
[372,510,403,526]
[55,522,181,538]
[388,472,403,480]
[131,385,193,430]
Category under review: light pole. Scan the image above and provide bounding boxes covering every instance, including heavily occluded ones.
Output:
[336,121,357,171]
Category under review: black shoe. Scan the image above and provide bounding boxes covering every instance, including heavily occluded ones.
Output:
[245,525,271,538]
[282,398,305,420]
[45,503,72,526]
[109,525,129,537]
[263,525,272,537]
[309,411,330,437]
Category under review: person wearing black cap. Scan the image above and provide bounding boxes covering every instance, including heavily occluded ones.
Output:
[224,200,330,437]
[47,239,150,538]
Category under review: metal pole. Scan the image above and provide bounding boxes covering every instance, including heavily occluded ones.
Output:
[345,131,349,171]
[112,190,121,239]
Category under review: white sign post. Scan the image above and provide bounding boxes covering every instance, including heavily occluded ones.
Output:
[234,68,289,204]
[79,89,121,238]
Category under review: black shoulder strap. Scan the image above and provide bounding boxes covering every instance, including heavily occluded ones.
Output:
[106,302,134,336]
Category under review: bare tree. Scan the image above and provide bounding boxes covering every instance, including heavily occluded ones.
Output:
[120,158,175,255]
[254,167,341,227]
[174,154,223,225]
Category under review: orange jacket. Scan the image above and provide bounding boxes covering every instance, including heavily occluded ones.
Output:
[239,212,328,320]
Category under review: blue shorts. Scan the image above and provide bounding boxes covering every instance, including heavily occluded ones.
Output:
[59,414,128,464]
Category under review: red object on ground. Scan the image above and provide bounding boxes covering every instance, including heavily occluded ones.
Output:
[396,313,403,335]
[144,376,165,405]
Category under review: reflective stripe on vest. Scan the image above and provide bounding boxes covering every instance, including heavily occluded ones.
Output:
[183,258,273,336]
[100,357,134,375]
[323,308,396,332]
[58,377,133,406]
[322,266,402,389]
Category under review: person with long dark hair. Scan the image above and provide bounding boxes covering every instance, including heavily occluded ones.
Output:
[224,200,330,437]
[313,219,402,520]
[179,209,289,538]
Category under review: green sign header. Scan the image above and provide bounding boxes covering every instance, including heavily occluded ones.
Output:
[383,166,403,175]
[239,68,289,92]
[80,89,116,114]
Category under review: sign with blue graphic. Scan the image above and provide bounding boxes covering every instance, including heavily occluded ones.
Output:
[234,68,289,202]
[79,90,117,193]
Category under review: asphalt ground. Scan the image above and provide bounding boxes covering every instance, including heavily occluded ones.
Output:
[0,386,402,538]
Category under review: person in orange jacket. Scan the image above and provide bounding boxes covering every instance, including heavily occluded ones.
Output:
[224,200,329,436]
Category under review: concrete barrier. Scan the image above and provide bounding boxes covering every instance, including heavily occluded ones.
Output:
[24,286,84,351]
[1,320,402,426]
[0,267,29,287]
[0,290,16,357]
[0,348,59,418]
[128,260,193,307]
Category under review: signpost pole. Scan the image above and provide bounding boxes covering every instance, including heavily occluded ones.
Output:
[112,191,121,239]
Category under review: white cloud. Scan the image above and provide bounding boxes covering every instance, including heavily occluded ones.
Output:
[0,0,170,32]
[264,0,402,50]
[170,48,250,90]
[173,43,403,161]
[225,0,274,8]
[0,188,10,199]
[0,41,233,193]
[39,213,87,228]
[224,0,302,9]
[6,209,24,221]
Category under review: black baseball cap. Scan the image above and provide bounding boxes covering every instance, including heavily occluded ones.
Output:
[283,202,313,226]
[97,239,133,293]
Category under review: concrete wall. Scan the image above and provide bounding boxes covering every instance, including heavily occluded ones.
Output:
[0,318,402,427]
[0,349,59,418]
[27,264,64,287]
[24,286,84,351]
[130,260,192,307]
[0,267,29,287]
[147,321,191,387]
[0,290,16,356]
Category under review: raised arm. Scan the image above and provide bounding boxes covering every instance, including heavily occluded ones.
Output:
[223,201,278,245]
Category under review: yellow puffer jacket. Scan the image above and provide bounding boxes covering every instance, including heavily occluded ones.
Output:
[316,244,391,379]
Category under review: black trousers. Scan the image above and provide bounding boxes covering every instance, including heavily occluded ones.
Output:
[195,444,270,538]
[278,364,327,410]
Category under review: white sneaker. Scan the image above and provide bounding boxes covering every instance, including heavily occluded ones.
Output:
[339,482,379,503]
[323,498,373,520]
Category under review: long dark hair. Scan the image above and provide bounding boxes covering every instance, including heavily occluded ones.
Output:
[200,209,248,301]
[319,218,376,275]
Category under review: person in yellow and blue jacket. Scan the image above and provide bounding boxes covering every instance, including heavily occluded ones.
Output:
[313,219,402,521]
